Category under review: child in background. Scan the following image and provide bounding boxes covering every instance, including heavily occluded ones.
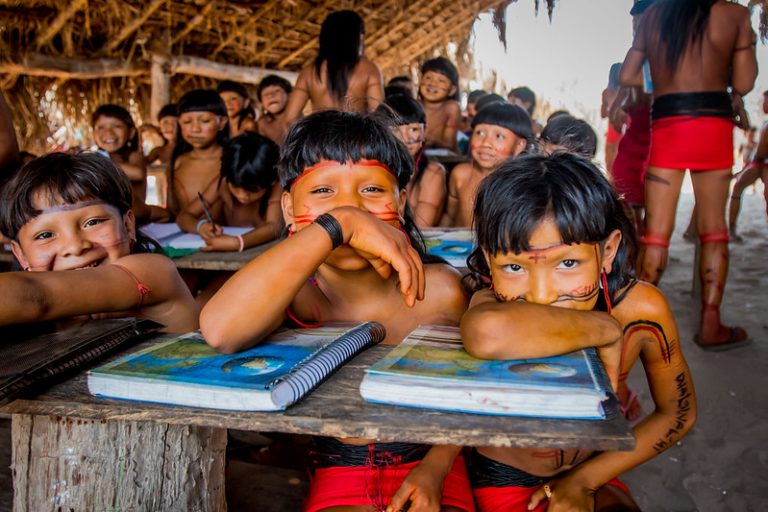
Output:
[387,75,416,98]
[256,75,292,145]
[601,63,624,172]
[176,132,284,252]
[461,152,695,512]
[419,57,462,151]
[442,102,532,227]
[217,80,258,137]
[169,89,230,216]
[0,152,198,333]
[200,111,473,512]
[376,94,447,227]
[539,114,598,159]
[146,103,178,165]
[91,104,168,224]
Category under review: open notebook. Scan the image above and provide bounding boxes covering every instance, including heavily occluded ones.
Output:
[140,222,251,250]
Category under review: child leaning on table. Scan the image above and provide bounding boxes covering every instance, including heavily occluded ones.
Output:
[0,152,198,333]
[201,110,475,512]
[460,152,696,512]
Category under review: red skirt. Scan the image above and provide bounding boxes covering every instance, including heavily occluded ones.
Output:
[649,116,733,171]
[473,477,631,512]
[303,454,476,512]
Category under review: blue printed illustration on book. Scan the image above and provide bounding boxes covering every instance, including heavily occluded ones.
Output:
[422,229,474,268]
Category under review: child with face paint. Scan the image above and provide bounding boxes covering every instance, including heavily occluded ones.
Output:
[441,102,532,228]
[176,132,284,252]
[461,152,695,512]
[418,57,462,151]
[0,152,199,333]
[169,89,230,216]
[376,94,447,227]
[91,104,169,224]
[256,75,293,146]
[201,111,474,512]
[217,80,258,138]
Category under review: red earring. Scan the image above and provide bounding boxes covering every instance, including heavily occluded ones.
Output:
[600,270,612,314]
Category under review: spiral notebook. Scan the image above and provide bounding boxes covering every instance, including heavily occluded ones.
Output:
[0,318,164,406]
[360,325,617,420]
[87,322,385,411]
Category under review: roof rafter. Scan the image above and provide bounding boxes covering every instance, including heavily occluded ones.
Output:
[104,0,166,53]
[34,0,87,50]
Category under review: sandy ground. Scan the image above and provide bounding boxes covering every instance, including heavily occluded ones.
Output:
[1,191,766,511]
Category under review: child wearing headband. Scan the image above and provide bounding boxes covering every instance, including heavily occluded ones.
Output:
[441,101,532,227]
[201,110,474,512]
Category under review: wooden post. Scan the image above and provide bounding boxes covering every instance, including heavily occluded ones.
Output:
[11,414,227,512]
[150,52,171,124]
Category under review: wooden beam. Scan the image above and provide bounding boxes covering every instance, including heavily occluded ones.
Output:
[105,0,166,53]
[34,0,87,50]
[171,3,215,44]
[0,54,144,80]
[171,55,297,85]
[150,52,171,122]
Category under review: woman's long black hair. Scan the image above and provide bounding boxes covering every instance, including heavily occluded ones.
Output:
[650,0,717,72]
[278,110,434,259]
[467,152,637,300]
[315,10,365,103]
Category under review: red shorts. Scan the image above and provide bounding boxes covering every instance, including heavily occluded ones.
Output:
[649,116,734,171]
[473,477,630,512]
[304,454,476,512]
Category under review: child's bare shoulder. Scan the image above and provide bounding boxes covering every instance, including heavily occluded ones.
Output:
[420,262,468,320]
[615,280,673,321]
[451,162,472,179]
[425,160,447,177]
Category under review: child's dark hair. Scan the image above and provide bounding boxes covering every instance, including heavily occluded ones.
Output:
[158,103,178,120]
[507,86,537,116]
[467,152,636,301]
[222,133,279,217]
[375,94,430,185]
[278,110,432,259]
[540,115,598,159]
[315,10,365,102]
[170,89,230,210]
[472,102,533,152]
[420,58,460,101]
[91,104,139,159]
[257,75,293,102]
[0,152,157,252]
[467,89,488,106]
[473,93,505,113]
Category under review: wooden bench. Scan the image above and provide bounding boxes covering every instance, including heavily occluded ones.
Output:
[3,338,633,511]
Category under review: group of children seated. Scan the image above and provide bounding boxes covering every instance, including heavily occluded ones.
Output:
[0,51,696,512]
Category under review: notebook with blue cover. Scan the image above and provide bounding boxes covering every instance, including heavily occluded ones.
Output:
[88,322,384,411]
[360,325,617,420]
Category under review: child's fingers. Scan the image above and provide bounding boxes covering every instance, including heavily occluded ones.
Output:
[386,482,413,512]
[527,484,550,510]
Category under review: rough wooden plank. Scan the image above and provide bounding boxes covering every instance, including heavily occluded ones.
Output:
[0,53,144,80]
[11,414,226,511]
[150,52,171,123]
[171,55,297,85]
[3,344,634,451]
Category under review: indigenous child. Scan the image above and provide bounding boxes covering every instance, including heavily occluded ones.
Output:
[376,94,447,227]
[507,86,542,136]
[146,103,178,165]
[91,104,168,224]
[200,111,474,512]
[284,10,384,124]
[217,80,258,137]
[256,75,293,146]
[176,132,284,252]
[539,114,598,159]
[419,57,461,151]
[441,102,532,227]
[387,75,416,97]
[461,152,696,512]
[0,152,198,333]
[601,63,624,172]
[169,89,230,216]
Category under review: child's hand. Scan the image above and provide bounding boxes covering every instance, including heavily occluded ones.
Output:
[201,235,238,252]
[597,334,623,392]
[198,222,222,240]
[386,461,443,512]
[528,475,595,512]
[333,207,425,307]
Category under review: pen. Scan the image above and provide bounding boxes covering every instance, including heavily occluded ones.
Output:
[197,192,216,230]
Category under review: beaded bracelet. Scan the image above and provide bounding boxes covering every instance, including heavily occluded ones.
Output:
[236,234,245,253]
[314,213,344,249]
[196,218,210,233]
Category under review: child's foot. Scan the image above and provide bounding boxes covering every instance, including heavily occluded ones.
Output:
[729,231,744,243]
[694,325,750,351]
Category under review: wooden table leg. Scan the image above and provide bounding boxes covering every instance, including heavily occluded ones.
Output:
[11,414,227,511]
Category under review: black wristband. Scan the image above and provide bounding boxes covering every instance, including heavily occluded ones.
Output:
[314,213,344,249]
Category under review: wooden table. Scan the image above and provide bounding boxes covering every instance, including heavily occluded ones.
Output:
[3,340,633,511]
[171,241,276,271]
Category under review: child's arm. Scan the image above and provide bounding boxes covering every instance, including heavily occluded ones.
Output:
[176,180,224,236]
[117,151,147,182]
[386,444,462,512]
[201,206,425,353]
[434,101,461,150]
[527,284,696,512]
[283,68,311,126]
[438,165,462,227]
[365,62,385,113]
[619,17,647,88]
[412,162,447,228]
[0,254,199,332]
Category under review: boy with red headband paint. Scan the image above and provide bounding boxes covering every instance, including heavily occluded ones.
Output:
[201,110,474,512]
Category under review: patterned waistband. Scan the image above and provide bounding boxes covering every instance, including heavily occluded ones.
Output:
[468,448,545,488]
[310,437,429,469]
